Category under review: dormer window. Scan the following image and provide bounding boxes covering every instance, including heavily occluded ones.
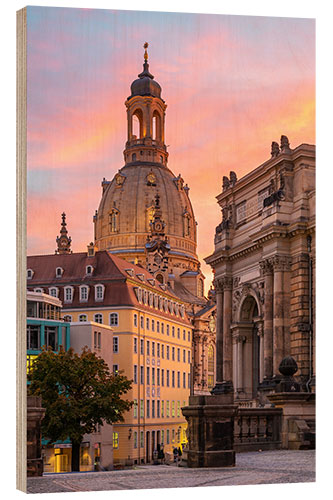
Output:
[27,269,34,280]
[136,274,145,282]
[34,288,43,294]
[49,287,58,298]
[95,284,105,302]
[79,285,89,302]
[64,286,74,303]
[86,265,93,276]
[56,267,63,278]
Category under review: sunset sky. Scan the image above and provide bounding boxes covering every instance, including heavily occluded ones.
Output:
[26,6,315,289]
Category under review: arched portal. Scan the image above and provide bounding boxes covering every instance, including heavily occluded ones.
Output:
[232,294,263,401]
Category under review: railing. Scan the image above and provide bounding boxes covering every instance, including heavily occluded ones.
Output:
[234,407,282,452]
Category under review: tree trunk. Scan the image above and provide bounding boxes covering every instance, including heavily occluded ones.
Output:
[71,440,81,472]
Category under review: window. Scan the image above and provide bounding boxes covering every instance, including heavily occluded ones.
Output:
[157,400,160,418]
[49,287,58,298]
[161,369,164,386]
[167,429,170,444]
[64,286,73,303]
[188,373,191,388]
[183,329,186,341]
[86,265,93,275]
[172,326,175,337]
[113,432,119,449]
[157,368,160,386]
[152,400,155,418]
[152,367,155,385]
[172,370,175,387]
[113,364,119,375]
[157,321,160,333]
[177,371,180,388]
[34,288,43,294]
[177,348,180,362]
[166,370,170,387]
[188,331,191,342]
[166,401,170,418]
[161,401,164,418]
[166,345,170,360]
[140,339,144,355]
[183,349,186,363]
[45,326,57,350]
[134,365,138,384]
[56,267,63,278]
[177,401,181,417]
[147,340,150,356]
[172,347,175,361]
[177,328,180,339]
[132,153,137,162]
[134,337,138,353]
[146,367,150,385]
[172,401,175,417]
[113,337,119,353]
[79,314,87,322]
[152,342,155,357]
[140,316,144,329]
[133,399,138,418]
[95,284,104,301]
[146,400,150,418]
[161,323,164,334]
[236,201,247,223]
[140,431,144,448]
[109,209,119,233]
[94,331,101,349]
[109,313,119,326]
[146,318,150,330]
[166,325,169,336]
[94,313,103,324]
[140,400,144,418]
[27,325,40,350]
[172,429,175,443]
[152,319,155,332]
[183,372,186,388]
[140,366,144,384]
[161,344,164,359]
[134,431,138,449]
[157,343,160,357]
[188,350,191,363]
[27,269,34,279]
[134,314,138,327]
[63,315,72,322]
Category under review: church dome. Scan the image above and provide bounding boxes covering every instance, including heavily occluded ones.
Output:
[130,65,162,99]
[94,164,198,262]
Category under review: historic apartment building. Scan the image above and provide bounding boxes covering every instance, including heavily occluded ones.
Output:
[27,239,192,465]
[205,136,315,405]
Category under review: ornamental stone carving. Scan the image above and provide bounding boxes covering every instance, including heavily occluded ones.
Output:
[271,255,292,272]
[259,259,273,276]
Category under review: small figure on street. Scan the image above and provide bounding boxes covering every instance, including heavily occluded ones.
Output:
[173,447,179,464]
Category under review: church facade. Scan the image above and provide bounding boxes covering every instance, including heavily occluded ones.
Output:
[205,136,315,405]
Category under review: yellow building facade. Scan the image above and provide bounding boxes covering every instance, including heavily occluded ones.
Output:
[27,249,192,465]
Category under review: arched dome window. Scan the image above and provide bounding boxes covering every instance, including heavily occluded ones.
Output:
[109,208,119,233]
[183,211,191,237]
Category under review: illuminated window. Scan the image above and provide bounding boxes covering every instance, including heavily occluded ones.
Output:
[177,401,180,417]
[208,345,215,390]
[172,401,175,417]
[109,209,119,233]
[166,400,170,417]
[113,432,119,449]
[113,365,118,375]
[79,314,87,322]
[140,400,144,418]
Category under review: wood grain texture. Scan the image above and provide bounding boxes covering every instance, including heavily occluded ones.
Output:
[16,6,27,493]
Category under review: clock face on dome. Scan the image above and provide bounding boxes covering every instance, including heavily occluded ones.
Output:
[115,173,125,186]
[147,172,156,184]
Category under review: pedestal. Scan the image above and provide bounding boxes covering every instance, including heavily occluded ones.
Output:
[182,394,238,468]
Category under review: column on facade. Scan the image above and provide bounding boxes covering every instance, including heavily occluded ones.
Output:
[260,259,273,380]
[214,280,224,384]
[235,335,245,391]
[222,277,233,384]
[272,256,286,375]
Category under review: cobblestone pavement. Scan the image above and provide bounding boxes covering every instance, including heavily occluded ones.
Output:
[27,450,315,494]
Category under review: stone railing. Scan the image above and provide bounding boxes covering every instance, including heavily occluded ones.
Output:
[234,407,282,452]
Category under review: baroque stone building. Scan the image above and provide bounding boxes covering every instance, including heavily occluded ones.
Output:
[205,136,315,404]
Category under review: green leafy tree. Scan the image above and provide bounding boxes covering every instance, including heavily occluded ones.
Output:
[28,346,132,472]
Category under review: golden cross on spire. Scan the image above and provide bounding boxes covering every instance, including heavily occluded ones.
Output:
[144,42,149,62]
